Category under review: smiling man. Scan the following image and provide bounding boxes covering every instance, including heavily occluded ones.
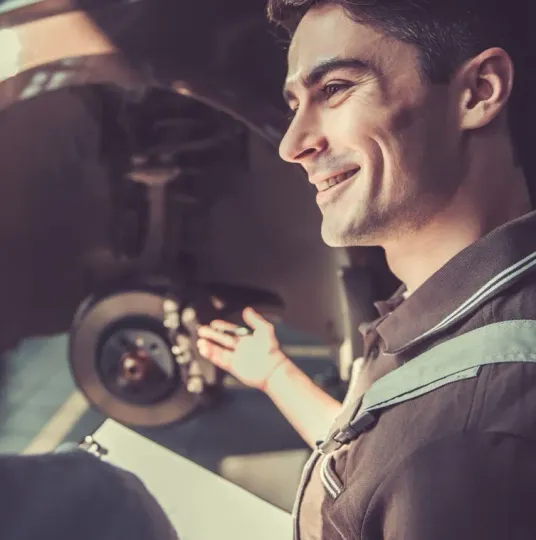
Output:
[277,2,532,282]
[269,1,536,539]
[197,1,536,540]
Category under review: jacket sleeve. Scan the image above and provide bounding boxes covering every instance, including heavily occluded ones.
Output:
[361,432,536,540]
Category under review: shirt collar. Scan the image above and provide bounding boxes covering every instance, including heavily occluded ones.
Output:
[374,286,406,317]
[376,210,536,354]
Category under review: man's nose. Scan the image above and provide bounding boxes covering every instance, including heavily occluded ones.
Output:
[278,113,327,164]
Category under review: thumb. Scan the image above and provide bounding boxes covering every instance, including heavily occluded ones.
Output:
[242,307,271,331]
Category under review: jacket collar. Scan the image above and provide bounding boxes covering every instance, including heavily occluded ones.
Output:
[376,210,536,354]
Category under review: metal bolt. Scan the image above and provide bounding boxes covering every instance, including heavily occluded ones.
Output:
[182,307,196,324]
[163,299,178,313]
[187,377,204,394]
[176,354,191,366]
[188,361,203,377]
[211,296,225,310]
[123,357,138,371]
[163,313,179,329]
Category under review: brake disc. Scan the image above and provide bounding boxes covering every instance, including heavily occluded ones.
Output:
[69,289,203,427]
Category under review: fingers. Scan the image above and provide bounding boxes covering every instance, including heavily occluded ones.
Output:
[197,325,237,349]
[209,320,251,337]
[209,319,239,332]
[197,338,233,370]
[242,307,273,332]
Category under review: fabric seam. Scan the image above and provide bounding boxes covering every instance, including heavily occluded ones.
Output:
[464,364,490,431]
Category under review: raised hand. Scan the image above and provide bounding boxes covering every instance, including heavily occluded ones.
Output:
[195,307,286,390]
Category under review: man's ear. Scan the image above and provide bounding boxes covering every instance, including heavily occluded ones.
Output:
[457,47,514,131]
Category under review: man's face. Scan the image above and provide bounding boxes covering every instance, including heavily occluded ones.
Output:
[280,4,462,246]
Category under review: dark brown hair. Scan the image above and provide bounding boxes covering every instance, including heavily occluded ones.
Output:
[267,0,534,196]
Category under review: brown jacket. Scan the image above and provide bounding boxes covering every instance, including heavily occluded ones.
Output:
[296,210,536,539]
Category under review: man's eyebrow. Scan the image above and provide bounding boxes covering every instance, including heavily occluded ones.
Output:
[283,56,377,104]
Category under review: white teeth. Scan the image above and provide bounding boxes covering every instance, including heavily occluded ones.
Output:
[318,169,358,191]
[328,175,342,187]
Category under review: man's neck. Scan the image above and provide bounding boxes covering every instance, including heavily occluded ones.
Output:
[382,166,531,296]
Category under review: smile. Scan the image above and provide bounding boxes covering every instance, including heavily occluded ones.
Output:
[317,168,360,192]
[315,167,360,206]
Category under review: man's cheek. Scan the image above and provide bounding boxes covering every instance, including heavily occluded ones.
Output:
[383,100,425,136]
[326,111,374,150]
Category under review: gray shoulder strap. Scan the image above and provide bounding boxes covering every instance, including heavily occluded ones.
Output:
[362,320,536,415]
[328,320,536,447]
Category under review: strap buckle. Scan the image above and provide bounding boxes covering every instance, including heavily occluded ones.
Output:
[332,411,377,445]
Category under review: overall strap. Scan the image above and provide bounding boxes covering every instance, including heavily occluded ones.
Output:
[321,320,536,452]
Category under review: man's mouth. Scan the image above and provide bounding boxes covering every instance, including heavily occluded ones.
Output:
[317,168,360,192]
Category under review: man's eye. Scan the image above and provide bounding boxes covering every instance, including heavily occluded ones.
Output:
[320,83,349,99]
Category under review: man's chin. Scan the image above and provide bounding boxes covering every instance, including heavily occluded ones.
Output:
[321,220,379,248]
[320,222,355,248]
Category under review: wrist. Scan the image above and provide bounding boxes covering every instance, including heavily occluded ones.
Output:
[259,351,289,393]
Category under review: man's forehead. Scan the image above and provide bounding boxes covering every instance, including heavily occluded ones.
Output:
[286,5,386,85]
